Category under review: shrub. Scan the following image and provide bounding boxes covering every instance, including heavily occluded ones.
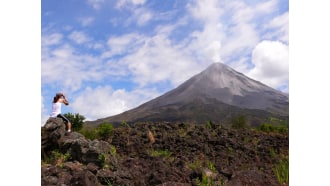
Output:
[79,123,114,140]
[64,113,86,131]
[79,127,98,140]
[97,123,114,140]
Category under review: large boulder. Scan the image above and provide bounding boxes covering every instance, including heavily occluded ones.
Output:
[59,133,111,166]
[41,117,67,159]
[41,118,112,167]
[41,162,101,186]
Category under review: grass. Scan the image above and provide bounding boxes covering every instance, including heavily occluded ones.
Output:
[110,145,116,156]
[207,161,216,172]
[269,148,276,159]
[189,159,203,170]
[257,123,288,134]
[42,150,71,168]
[273,156,289,185]
[150,149,172,158]
[98,153,106,168]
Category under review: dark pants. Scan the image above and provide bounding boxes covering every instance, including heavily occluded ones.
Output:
[57,114,70,124]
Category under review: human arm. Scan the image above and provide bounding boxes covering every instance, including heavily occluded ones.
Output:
[62,95,69,105]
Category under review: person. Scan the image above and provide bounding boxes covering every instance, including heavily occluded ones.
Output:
[50,92,72,132]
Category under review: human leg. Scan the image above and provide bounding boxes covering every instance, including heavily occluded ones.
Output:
[57,114,72,132]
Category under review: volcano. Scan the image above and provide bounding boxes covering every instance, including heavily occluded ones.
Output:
[87,63,289,127]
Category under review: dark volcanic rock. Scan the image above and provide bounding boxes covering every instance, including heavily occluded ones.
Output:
[41,117,67,159]
[228,170,278,186]
[42,121,288,186]
[41,119,112,185]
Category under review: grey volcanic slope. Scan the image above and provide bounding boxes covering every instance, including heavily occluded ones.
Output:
[86,63,288,126]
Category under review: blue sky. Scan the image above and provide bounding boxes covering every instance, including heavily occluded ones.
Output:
[41,0,289,125]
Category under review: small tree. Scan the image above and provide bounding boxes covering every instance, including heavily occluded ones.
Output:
[64,113,86,131]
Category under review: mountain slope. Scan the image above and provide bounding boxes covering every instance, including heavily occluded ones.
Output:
[86,62,288,126]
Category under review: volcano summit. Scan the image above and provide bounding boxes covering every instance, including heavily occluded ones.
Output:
[87,63,288,126]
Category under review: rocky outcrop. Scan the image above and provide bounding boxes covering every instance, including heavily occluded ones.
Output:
[41,118,112,185]
[41,117,66,159]
[41,120,288,186]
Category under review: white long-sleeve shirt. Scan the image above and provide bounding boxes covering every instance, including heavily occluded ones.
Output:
[50,102,61,117]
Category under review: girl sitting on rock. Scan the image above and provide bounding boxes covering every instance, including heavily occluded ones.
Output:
[50,92,72,133]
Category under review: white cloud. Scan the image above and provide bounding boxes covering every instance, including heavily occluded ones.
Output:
[42,43,109,92]
[102,33,145,58]
[248,40,289,89]
[187,0,223,23]
[72,86,160,120]
[87,0,105,10]
[107,0,285,88]
[186,1,224,64]
[220,0,278,60]
[41,95,49,126]
[132,0,146,5]
[221,22,259,59]
[206,41,222,63]
[122,7,154,27]
[229,57,251,74]
[266,12,289,43]
[116,0,146,9]
[227,0,254,23]
[119,34,204,87]
[79,17,94,27]
[68,31,90,44]
[255,0,278,14]
[185,0,277,64]
[135,8,153,26]
[42,33,63,46]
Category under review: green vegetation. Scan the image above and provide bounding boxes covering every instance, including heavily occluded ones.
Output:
[269,148,276,159]
[150,149,172,158]
[79,123,114,140]
[231,115,247,129]
[98,153,106,168]
[64,113,86,131]
[97,123,114,139]
[273,156,289,185]
[207,161,216,172]
[195,174,215,186]
[109,145,116,156]
[257,123,288,134]
[205,120,213,129]
[190,160,217,186]
[270,117,289,127]
[104,178,113,186]
[43,150,71,168]
[189,159,203,170]
[79,127,98,140]
[120,120,130,128]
